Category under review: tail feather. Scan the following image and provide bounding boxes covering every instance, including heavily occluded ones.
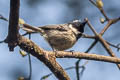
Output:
[21,23,44,34]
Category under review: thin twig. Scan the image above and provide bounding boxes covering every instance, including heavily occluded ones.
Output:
[85,18,98,35]
[84,17,120,54]
[100,20,113,35]
[77,18,98,79]
[85,40,98,53]
[117,43,120,51]
[76,59,81,80]
[76,16,120,79]
[107,42,120,50]
[82,33,95,39]
[112,17,120,24]
[41,62,88,80]
[82,34,120,50]
[89,0,97,7]
[0,40,4,43]
[86,18,120,69]
[80,61,89,77]
[89,0,109,20]
[28,34,32,80]
[0,14,8,21]
[40,66,76,80]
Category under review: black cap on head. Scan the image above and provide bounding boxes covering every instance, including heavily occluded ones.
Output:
[70,20,87,33]
[79,20,87,32]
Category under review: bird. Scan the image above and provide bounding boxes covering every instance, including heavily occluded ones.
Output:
[19,19,87,51]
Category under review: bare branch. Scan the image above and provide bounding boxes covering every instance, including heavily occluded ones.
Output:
[85,18,98,35]
[100,20,113,35]
[40,65,86,80]
[0,14,8,21]
[18,36,120,64]
[107,42,120,50]
[85,40,98,53]
[82,33,95,39]
[86,18,120,69]
[0,40,4,43]
[5,0,20,51]
[89,0,109,20]
[18,36,70,80]
[55,51,120,64]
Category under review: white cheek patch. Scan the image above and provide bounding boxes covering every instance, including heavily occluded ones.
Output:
[69,24,78,33]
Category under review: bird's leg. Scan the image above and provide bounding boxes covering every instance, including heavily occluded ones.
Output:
[66,50,74,54]
[51,47,58,56]
[69,50,74,52]
[47,39,58,55]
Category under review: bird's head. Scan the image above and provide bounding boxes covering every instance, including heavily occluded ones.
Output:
[69,20,87,33]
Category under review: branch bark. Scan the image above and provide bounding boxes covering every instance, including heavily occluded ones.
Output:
[86,18,120,69]
[5,0,20,51]
[18,36,70,80]
[18,36,120,65]
[6,0,70,80]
